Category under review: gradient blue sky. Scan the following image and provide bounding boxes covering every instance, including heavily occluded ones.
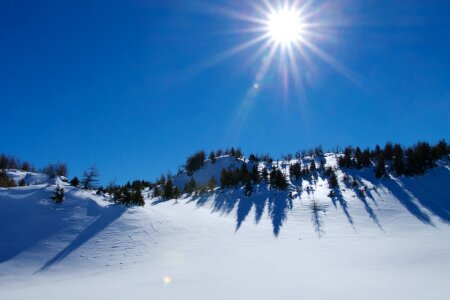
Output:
[1,0,449,184]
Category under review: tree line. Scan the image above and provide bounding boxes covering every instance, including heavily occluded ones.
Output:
[2,139,448,205]
[337,140,449,178]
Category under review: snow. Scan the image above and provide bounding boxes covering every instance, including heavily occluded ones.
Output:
[5,169,50,185]
[173,155,244,188]
[1,155,450,299]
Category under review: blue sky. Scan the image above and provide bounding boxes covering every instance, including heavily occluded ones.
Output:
[1,0,449,184]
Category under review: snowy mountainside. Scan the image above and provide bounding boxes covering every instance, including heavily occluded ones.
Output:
[5,169,52,185]
[173,155,244,187]
[1,154,450,299]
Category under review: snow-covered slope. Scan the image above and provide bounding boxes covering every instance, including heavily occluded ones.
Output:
[1,155,450,299]
[173,155,244,187]
[5,169,50,185]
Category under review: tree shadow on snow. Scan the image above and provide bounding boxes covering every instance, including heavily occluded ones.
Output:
[267,190,293,236]
[0,187,62,264]
[35,203,126,273]
[331,188,354,228]
[310,200,327,238]
[397,167,450,224]
[340,170,383,231]
[356,170,433,225]
[181,184,293,236]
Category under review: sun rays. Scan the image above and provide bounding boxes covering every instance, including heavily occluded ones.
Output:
[218,0,346,139]
[151,1,353,141]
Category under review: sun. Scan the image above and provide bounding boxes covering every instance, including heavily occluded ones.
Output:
[177,1,348,101]
[267,9,304,46]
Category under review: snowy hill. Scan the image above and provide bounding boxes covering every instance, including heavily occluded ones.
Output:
[1,154,450,299]
[173,155,243,187]
[4,169,51,185]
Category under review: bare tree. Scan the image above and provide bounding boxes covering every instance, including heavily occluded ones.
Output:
[81,165,99,190]
[56,162,68,177]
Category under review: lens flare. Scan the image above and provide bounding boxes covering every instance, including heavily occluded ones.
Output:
[163,276,172,285]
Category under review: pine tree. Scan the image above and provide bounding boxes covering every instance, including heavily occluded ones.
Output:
[153,186,161,198]
[261,167,269,183]
[314,146,324,157]
[207,176,216,191]
[250,164,260,184]
[318,157,326,172]
[51,185,65,204]
[343,146,353,168]
[270,168,288,190]
[434,139,448,159]
[375,154,386,178]
[163,178,174,199]
[0,154,7,170]
[384,142,394,160]
[209,151,216,163]
[21,161,31,171]
[70,176,80,187]
[0,170,16,188]
[220,168,230,188]
[309,160,316,172]
[240,163,250,183]
[235,148,243,158]
[372,145,382,160]
[354,147,363,169]
[361,148,372,167]
[328,170,339,189]
[96,186,105,195]
[186,151,206,175]
[184,177,197,194]
[249,154,257,162]
[289,162,301,180]
[338,156,346,168]
[122,186,131,204]
[132,187,145,206]
[393,144,404,176]
[173,186,181,199]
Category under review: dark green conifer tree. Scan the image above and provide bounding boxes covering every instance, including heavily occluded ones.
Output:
[51,185,65,204]
[70,176,80,187]
[153,186,161,198]
[163,178,174,199]
[289,162,301,180]
[384,142,394,160]
[393,144,405,176]
[261,167,269,183]
[354,147,363,169]
[184,177,197,194]
[375,154,386,178]
[207,176,216,191]
[209,151,216,163]
[250,164,260,184]
[328,169,339,189]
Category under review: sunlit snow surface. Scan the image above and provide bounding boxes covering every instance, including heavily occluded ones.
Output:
[1,156,449,299]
